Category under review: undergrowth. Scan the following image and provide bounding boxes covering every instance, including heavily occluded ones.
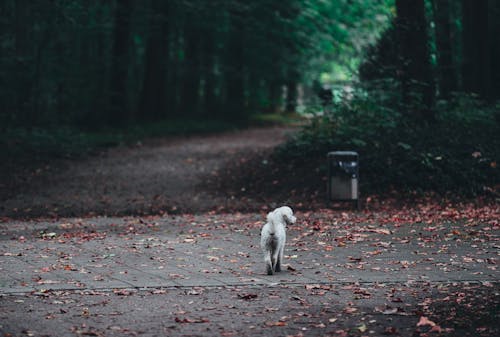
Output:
[277,92,499,196]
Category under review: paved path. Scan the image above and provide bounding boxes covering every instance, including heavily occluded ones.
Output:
[1,212,498,293]
[1,209,498,336]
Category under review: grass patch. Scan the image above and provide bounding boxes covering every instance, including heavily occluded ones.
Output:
[248,112,305,126]
[0,111,303,168]
[0,118,239,165]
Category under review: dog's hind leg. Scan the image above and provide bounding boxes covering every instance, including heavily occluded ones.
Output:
[264,251,274,275]
[275,245,284,272]
[271,248,280,273]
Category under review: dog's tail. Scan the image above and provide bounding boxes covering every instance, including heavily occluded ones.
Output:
[266,211,275,224]
[265,212,277,236]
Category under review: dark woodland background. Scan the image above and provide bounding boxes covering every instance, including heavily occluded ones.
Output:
[1,0,499,195]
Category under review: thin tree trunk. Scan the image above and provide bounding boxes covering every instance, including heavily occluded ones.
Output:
[201,32,217,117]
[179,24,201,117]
[490,0,500,101]
[461,0,490,98]
[138,1,169,121]
[268,81,282,113]
[395,0,435,121]
[108,0,132,125]
[432,0,456,98]
[168,23,181,116]
[285,72,298,113]
[14,1,32,124]
[224,8,245,119]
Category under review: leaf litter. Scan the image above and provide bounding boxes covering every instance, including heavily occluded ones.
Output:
[0,197,498,336]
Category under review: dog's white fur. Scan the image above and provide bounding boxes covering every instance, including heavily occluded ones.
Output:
[260,206,296,275]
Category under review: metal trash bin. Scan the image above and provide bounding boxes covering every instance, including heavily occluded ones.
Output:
[327,151,359,209]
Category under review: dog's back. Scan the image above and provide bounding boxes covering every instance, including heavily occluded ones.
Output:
[261,206,294,275]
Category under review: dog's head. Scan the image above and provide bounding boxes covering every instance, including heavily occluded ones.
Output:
[268,206,296,226]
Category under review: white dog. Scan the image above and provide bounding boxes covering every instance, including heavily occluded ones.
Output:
[260,206,296,275]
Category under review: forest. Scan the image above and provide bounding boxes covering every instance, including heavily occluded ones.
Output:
[0,0,393,126]
[1,0,499,195]
[1,3,499,335]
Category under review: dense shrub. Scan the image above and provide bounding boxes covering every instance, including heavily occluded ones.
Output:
[277,91,499,196]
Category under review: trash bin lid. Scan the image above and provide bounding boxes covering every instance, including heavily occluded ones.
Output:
[327,151,358,157]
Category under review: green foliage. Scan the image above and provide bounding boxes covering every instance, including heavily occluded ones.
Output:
[283,0,500,196]
[0,0,394,129]
[278,91,499,195]
[248,113,304,126]
[0,128,115,164]
[358,21,399,84]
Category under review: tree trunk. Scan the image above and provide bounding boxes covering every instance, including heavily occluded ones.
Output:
[108,0,132,125]
[179,24,201,117]
[490,0,500,101]
[461,0,490,98]
[201,32,217,117]
[224,8,245,119]
[432,0,457,98]
[395,0,435,121]
[167,22,181,116]
[14,1,32,124]
[138,1,169,122]
[285,81,297,113]
[268,81,282,113]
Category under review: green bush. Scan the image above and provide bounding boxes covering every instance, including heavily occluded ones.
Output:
[278,91,499,195]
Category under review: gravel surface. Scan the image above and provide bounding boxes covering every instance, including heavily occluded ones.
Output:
[1,127,296,218]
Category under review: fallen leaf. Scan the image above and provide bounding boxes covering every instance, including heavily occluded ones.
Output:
[430,325,442,333]
[384,326,398,335]
[238,293,258,300]
[357,323,367,332]
[334,329,348,337]
[265,321,287,327]
[343,306,358,314]
[416,316,436,327]
[175,317,209,323]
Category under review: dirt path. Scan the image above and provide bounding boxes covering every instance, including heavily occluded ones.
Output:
[1,127,297,218]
